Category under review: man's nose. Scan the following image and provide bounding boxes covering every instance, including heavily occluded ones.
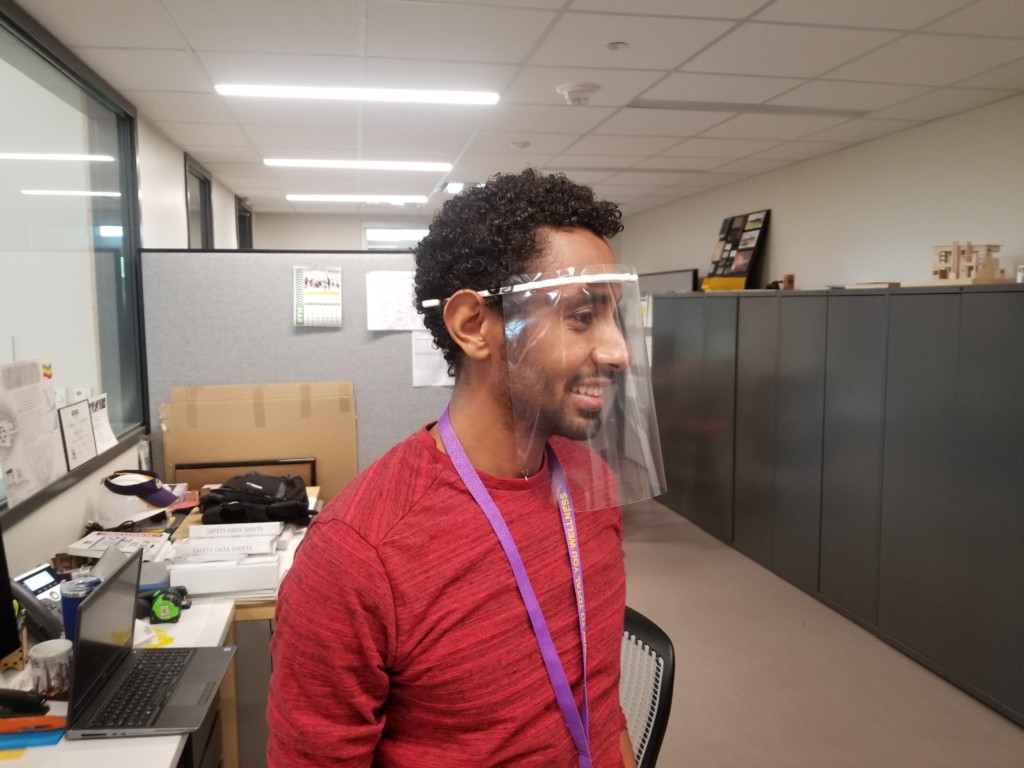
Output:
[593,318,630,371]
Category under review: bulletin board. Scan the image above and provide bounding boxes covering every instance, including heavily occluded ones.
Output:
[142,250,452,481]
[702,209,770,291]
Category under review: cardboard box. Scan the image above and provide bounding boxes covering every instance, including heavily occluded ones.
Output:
[160,382,356,503]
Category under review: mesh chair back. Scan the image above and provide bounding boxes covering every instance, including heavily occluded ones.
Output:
[620,606,675,768]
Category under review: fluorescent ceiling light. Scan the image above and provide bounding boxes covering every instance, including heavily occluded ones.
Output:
[216,84,498,106]
[287,194,427,206]
[366,228,429,242]
[443,182,465,194]
[0,153,115,162]
[22,190,121,197]
[266,158,451,172]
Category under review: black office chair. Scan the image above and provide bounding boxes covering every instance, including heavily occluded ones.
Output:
[620,606,675,768]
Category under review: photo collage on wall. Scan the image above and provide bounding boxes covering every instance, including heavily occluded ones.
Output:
[707,209,770,285]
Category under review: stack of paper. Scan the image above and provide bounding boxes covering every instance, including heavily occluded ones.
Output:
[168,519,287,596]
[65,530,172,562]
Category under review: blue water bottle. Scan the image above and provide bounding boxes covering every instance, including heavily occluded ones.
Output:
[60,576,102,641]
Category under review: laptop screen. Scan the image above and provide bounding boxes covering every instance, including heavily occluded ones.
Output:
[69,549,142,723]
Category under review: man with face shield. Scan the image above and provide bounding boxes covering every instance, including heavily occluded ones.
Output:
[268,169,665,768]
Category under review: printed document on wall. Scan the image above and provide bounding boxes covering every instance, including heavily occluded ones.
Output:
[412,331,454,387]
[294,266,342,327]
[0,360,68,507]
[366,271,422,331]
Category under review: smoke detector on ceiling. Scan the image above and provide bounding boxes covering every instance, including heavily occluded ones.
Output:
[556,82,599,106]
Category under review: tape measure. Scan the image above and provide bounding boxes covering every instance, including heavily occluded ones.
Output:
[149,588,189,624]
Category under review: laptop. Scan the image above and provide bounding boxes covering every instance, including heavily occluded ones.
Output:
[65,548,236,739]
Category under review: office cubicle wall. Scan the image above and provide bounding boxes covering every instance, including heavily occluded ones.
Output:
[142,250,451,489]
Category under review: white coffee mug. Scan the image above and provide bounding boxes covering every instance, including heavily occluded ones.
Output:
[28,638,73,699]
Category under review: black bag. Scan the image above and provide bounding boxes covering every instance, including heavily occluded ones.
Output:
[200,472,311,526]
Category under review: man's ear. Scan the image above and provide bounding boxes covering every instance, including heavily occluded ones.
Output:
[444,290,499,362]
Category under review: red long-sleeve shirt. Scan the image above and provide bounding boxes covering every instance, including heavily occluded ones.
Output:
[267,426,628,767]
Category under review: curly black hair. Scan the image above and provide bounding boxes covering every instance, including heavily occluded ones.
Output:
[413,168,623,374]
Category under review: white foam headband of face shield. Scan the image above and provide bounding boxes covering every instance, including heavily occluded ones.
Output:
[421,272,638,308]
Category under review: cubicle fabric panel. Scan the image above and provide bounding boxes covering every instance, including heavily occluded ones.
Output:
[142,250,451,493]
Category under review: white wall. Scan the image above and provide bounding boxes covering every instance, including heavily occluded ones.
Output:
[4,442,138,574]
[212,179,238,250]
[136,119,187,249]
[618,95,1024,289]
[253,213,430,250]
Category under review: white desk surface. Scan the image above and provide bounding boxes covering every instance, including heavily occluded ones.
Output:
[2,597,235,767]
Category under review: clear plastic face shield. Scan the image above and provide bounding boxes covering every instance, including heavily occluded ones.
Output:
[498,264,665,511]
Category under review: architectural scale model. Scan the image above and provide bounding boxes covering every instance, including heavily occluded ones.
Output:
[931,242,1007,282]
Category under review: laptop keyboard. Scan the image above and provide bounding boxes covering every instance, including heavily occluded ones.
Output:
[88,648,193,729]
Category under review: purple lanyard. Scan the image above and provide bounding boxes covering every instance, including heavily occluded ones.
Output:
[438,409,591,768]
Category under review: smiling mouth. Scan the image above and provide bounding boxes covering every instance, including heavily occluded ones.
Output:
[569,379,612,413]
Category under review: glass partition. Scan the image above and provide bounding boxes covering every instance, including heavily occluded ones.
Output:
[0,9,144,515]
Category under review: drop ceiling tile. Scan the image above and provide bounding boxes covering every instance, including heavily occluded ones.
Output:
[164,0,364,55]
[363,129,474,155]
[569,0,770,18]
[753,141,850,160]
[481,104,615,134]
[366,2,555,62]
[701,113,850,140]
[802,118,918,143]
[641,73,805,104]
[665,137,782,157]
[529,13,734,70]
[185,146,264,164]
[564,135,681,156]
[225,100,361,128]
[503,67,664,107]
[869,88,1016,120]
[679,172,748,189]
[634,155,734,171]
[606,170,698,186]
[683,23,898,78]
[593,184,669,201]
[195,52,363,87]
[827,34,1024,86]
[158,122,250,147]
[212,176,284,192]
[754,0,974,30]
[123,91,238,124]
[243,124,359,153]
[68,48,212,92]
[593,108,735,137]
[202,162,275,178]
[925,0,1024,38]
[955,58,1024,90]
[538,169,620,185]
[16,0,186,48]
[361,59,519,92]
[712,157,794,175]
[548,155,647,169]
[416,0,565,7]
[451,154,558,177]
[364,103,497,133]
[769,81,933,111]
[465,133,580,155]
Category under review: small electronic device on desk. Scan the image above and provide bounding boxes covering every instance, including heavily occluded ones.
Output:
[11,563,66,642]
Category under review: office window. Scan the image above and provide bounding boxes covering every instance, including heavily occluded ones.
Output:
[185,155,213,249]
[236,196,253,249]
[0,7,145,516]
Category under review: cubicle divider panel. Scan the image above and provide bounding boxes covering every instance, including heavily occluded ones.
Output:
[697,296,738,543]
[878,292,962,672]
[142,250,452,489]
[733,296,778,566]
[770,295,827,594]
[950,290,1024,719]
[819,293,888,626]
